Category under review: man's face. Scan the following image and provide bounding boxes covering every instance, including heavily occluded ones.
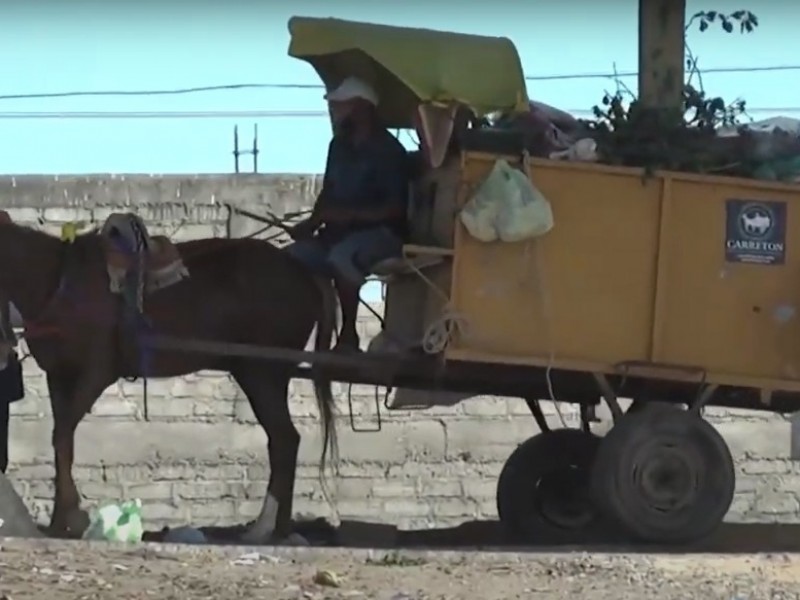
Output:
[329,99,358,129]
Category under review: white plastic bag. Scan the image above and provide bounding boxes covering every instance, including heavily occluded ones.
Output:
[82,499,143,543]
[459,160,504,242]
[495,166,554,242]
[460,159,554,244]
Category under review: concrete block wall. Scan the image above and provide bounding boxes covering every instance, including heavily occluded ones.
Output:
[1,174,798,529]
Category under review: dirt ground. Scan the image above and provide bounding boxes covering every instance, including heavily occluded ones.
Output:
[2,538,800,600]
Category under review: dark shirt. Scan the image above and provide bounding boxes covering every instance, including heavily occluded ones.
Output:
[318,128,409,239]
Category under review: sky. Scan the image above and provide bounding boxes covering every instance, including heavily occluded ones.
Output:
[1,0,799,176]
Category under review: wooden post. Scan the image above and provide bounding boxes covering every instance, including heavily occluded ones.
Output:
[638,0,686,113]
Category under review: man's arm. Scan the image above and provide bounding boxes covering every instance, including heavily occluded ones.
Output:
[306,140,334,230]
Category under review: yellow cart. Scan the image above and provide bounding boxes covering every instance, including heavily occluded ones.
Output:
[284,16,800,546]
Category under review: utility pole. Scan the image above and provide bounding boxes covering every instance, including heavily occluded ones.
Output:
[638,0,686,116]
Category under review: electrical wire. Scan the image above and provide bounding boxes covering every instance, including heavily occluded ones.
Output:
[0,64,797,102]
[0,110,329,119]
[0,107,798,120]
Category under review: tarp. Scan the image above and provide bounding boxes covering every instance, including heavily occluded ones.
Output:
[287,16,530,128]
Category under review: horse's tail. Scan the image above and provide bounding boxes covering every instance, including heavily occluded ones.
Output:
[311,276,339,497]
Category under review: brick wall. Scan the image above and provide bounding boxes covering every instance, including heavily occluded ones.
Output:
[2,174,799,529]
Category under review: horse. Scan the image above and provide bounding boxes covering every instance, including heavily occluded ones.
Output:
[0,217,338,544]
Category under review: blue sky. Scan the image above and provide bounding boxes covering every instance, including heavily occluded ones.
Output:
[0,0,798,175]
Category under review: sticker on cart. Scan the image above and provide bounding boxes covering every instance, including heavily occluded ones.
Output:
[725,199,786,265]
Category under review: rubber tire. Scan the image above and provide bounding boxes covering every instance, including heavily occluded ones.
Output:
[590,405,735,545]
[496,429,605,544]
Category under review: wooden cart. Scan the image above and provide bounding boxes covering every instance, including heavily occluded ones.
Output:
[154,16,800,546]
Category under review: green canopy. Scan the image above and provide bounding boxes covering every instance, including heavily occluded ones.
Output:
[287,16,530,128]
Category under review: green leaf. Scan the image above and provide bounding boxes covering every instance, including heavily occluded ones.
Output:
[699,19,709,32]
[722,19,733,33]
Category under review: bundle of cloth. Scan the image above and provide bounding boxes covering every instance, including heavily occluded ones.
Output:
[496,100,598,162]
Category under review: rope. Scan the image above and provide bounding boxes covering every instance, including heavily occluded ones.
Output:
[421,308,471,355]
[519,152,568,430]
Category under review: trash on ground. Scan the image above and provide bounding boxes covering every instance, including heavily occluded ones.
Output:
[82,499,143,543]
[313,569,341,587]
[163,526,207,545]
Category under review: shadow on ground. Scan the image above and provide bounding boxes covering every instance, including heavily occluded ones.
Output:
[140,519,800,553]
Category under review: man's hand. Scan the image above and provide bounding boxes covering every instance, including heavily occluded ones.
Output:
[287,218,317,241]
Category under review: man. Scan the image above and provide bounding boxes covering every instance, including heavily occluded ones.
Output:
[0,299,23,474]
[286,76,409,351]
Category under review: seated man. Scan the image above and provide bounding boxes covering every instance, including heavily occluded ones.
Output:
[286,76,409,351]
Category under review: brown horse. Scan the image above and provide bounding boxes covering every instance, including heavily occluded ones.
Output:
[0,219,338,543]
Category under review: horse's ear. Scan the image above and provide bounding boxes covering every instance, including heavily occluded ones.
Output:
[0,211,11,225]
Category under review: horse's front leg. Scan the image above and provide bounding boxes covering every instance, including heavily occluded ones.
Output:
[47,371,109,537]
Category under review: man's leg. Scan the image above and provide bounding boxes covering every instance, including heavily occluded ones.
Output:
[328,227,403,351]
[0,396,8,473]
[284,238,332,276]
[0,299,15,474]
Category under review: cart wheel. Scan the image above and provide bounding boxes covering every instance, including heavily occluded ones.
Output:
[496,429,605,544]
[590,404,735,545]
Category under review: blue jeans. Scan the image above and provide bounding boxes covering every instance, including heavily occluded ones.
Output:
[286,226,402,286]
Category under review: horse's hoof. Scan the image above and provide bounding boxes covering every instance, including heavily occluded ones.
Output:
[65,508,90,536]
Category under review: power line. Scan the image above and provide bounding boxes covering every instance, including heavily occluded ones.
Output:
[0,83,322,101]
[0,107,797,120]
[528,64,800,81]
[0,64,797,102]
[0,110,329,119]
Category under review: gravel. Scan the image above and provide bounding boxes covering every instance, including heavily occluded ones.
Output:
[1,538,799,599]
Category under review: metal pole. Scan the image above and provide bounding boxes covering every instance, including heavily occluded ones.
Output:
[252,124,259,173]
[233,125,240,174]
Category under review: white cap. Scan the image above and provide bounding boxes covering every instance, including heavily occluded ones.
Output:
[324,76,379,106]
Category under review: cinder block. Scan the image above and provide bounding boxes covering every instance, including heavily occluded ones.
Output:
[174,481,230,501]
[444,418,533,462]
[123,482,175,502]
[6,208,41,223]
[429,497,479,519]
[717,420,790,460]
[41,207,93,223]
[141,501,189,524]
[189,500,237,523]
[753,490,800,515]
[296,419,446,465]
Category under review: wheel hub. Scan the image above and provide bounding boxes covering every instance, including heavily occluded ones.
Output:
[631,442,699,512]
[535,465,595,529]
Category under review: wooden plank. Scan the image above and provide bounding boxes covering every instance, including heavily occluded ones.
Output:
[145,334,388,368]
[403,244,454,257]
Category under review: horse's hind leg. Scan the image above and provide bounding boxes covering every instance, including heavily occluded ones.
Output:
[232,363,298,544]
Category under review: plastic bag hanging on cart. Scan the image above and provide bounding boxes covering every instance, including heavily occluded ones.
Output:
[461,158,554,243]
[496,162,554,242]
